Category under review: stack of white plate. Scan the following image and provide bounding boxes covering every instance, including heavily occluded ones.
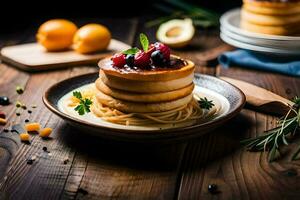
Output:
[220,8,300,56]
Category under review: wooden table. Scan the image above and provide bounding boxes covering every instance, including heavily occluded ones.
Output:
[0,18,300,200]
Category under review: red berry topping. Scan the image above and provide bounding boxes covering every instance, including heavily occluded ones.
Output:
[147,45,156,56]
[0,111,5,119]
[111,53,126,67]
[134,51,151,68]
[154,42,170,60]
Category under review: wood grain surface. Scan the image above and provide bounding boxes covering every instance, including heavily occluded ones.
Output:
[0,18,300,200]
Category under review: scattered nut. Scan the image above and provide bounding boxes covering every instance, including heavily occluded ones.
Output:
[25,122,40,132]
[39,127,52,138]
[20,133,30,142]
[0,118,7,125]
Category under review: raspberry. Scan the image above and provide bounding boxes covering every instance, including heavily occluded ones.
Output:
[134,51,151,68]
[111,53,126,67]
[154,42,170,60]
[147,44,156,55]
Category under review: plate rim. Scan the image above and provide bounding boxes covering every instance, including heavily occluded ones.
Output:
[43,72,246,137]
[220,26,300,49]
[220,8,300,41]
[220,32,300,55]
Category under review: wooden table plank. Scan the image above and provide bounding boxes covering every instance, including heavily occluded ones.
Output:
[177,66,300,199]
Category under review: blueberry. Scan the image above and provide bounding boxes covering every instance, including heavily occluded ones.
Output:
[27,159,33,165]
[0,96,10,105]
[208,184,218,194]
[126,54,135,67]
[151,50,165,66]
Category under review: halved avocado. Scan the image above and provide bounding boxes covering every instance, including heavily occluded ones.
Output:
[156,18,195,48]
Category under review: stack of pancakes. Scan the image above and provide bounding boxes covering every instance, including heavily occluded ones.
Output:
[241,0,300,35]
[94,57,195,113]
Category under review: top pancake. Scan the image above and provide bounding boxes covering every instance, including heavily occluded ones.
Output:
[243,0,300,8]
[98,55,195,81]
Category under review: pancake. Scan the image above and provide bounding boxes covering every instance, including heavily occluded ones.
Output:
[241,8,300,26]
[95,77,194,103]
[100,70,194,93]
[243,0,300,9]
[240,19,300,35]
[241,0,300,35]
[99,55,195,81]
[95,90,193,113]
[243,2,300,15]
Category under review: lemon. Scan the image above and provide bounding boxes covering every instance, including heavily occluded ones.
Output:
[36,19,78,51]
[73,24,111,54]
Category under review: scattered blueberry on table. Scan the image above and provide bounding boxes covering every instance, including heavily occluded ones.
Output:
[0,96,10,105]
[208,184,218,194]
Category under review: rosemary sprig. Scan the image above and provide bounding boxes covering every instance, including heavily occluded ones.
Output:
[146,0,219,28]
[241,97,300,162]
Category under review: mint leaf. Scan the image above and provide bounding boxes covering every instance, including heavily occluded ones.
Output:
[122,47,139,55]
[139,33,149,52]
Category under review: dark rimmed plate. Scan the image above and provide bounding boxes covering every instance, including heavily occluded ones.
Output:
[43,72,245,143]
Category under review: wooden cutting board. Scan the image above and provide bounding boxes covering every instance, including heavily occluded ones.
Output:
[0,39,130,71]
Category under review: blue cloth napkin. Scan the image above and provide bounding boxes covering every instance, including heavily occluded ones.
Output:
[218,50,300,77]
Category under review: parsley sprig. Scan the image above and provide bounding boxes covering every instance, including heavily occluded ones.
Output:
[241,96,300,162]
[198,97,214,110]
[73,91,92,115]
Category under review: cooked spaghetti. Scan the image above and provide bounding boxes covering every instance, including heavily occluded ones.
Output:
[90,94,218,126]
[66,85,219,126]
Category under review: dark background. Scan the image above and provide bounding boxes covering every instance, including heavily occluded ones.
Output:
[0,0,241,33]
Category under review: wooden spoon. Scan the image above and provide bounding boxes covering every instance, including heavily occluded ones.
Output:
[220,76,294,116]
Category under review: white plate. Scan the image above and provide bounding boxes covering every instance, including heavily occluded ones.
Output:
[220,33,300,56]
[221,26,300,50]
[220,8,300,42]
